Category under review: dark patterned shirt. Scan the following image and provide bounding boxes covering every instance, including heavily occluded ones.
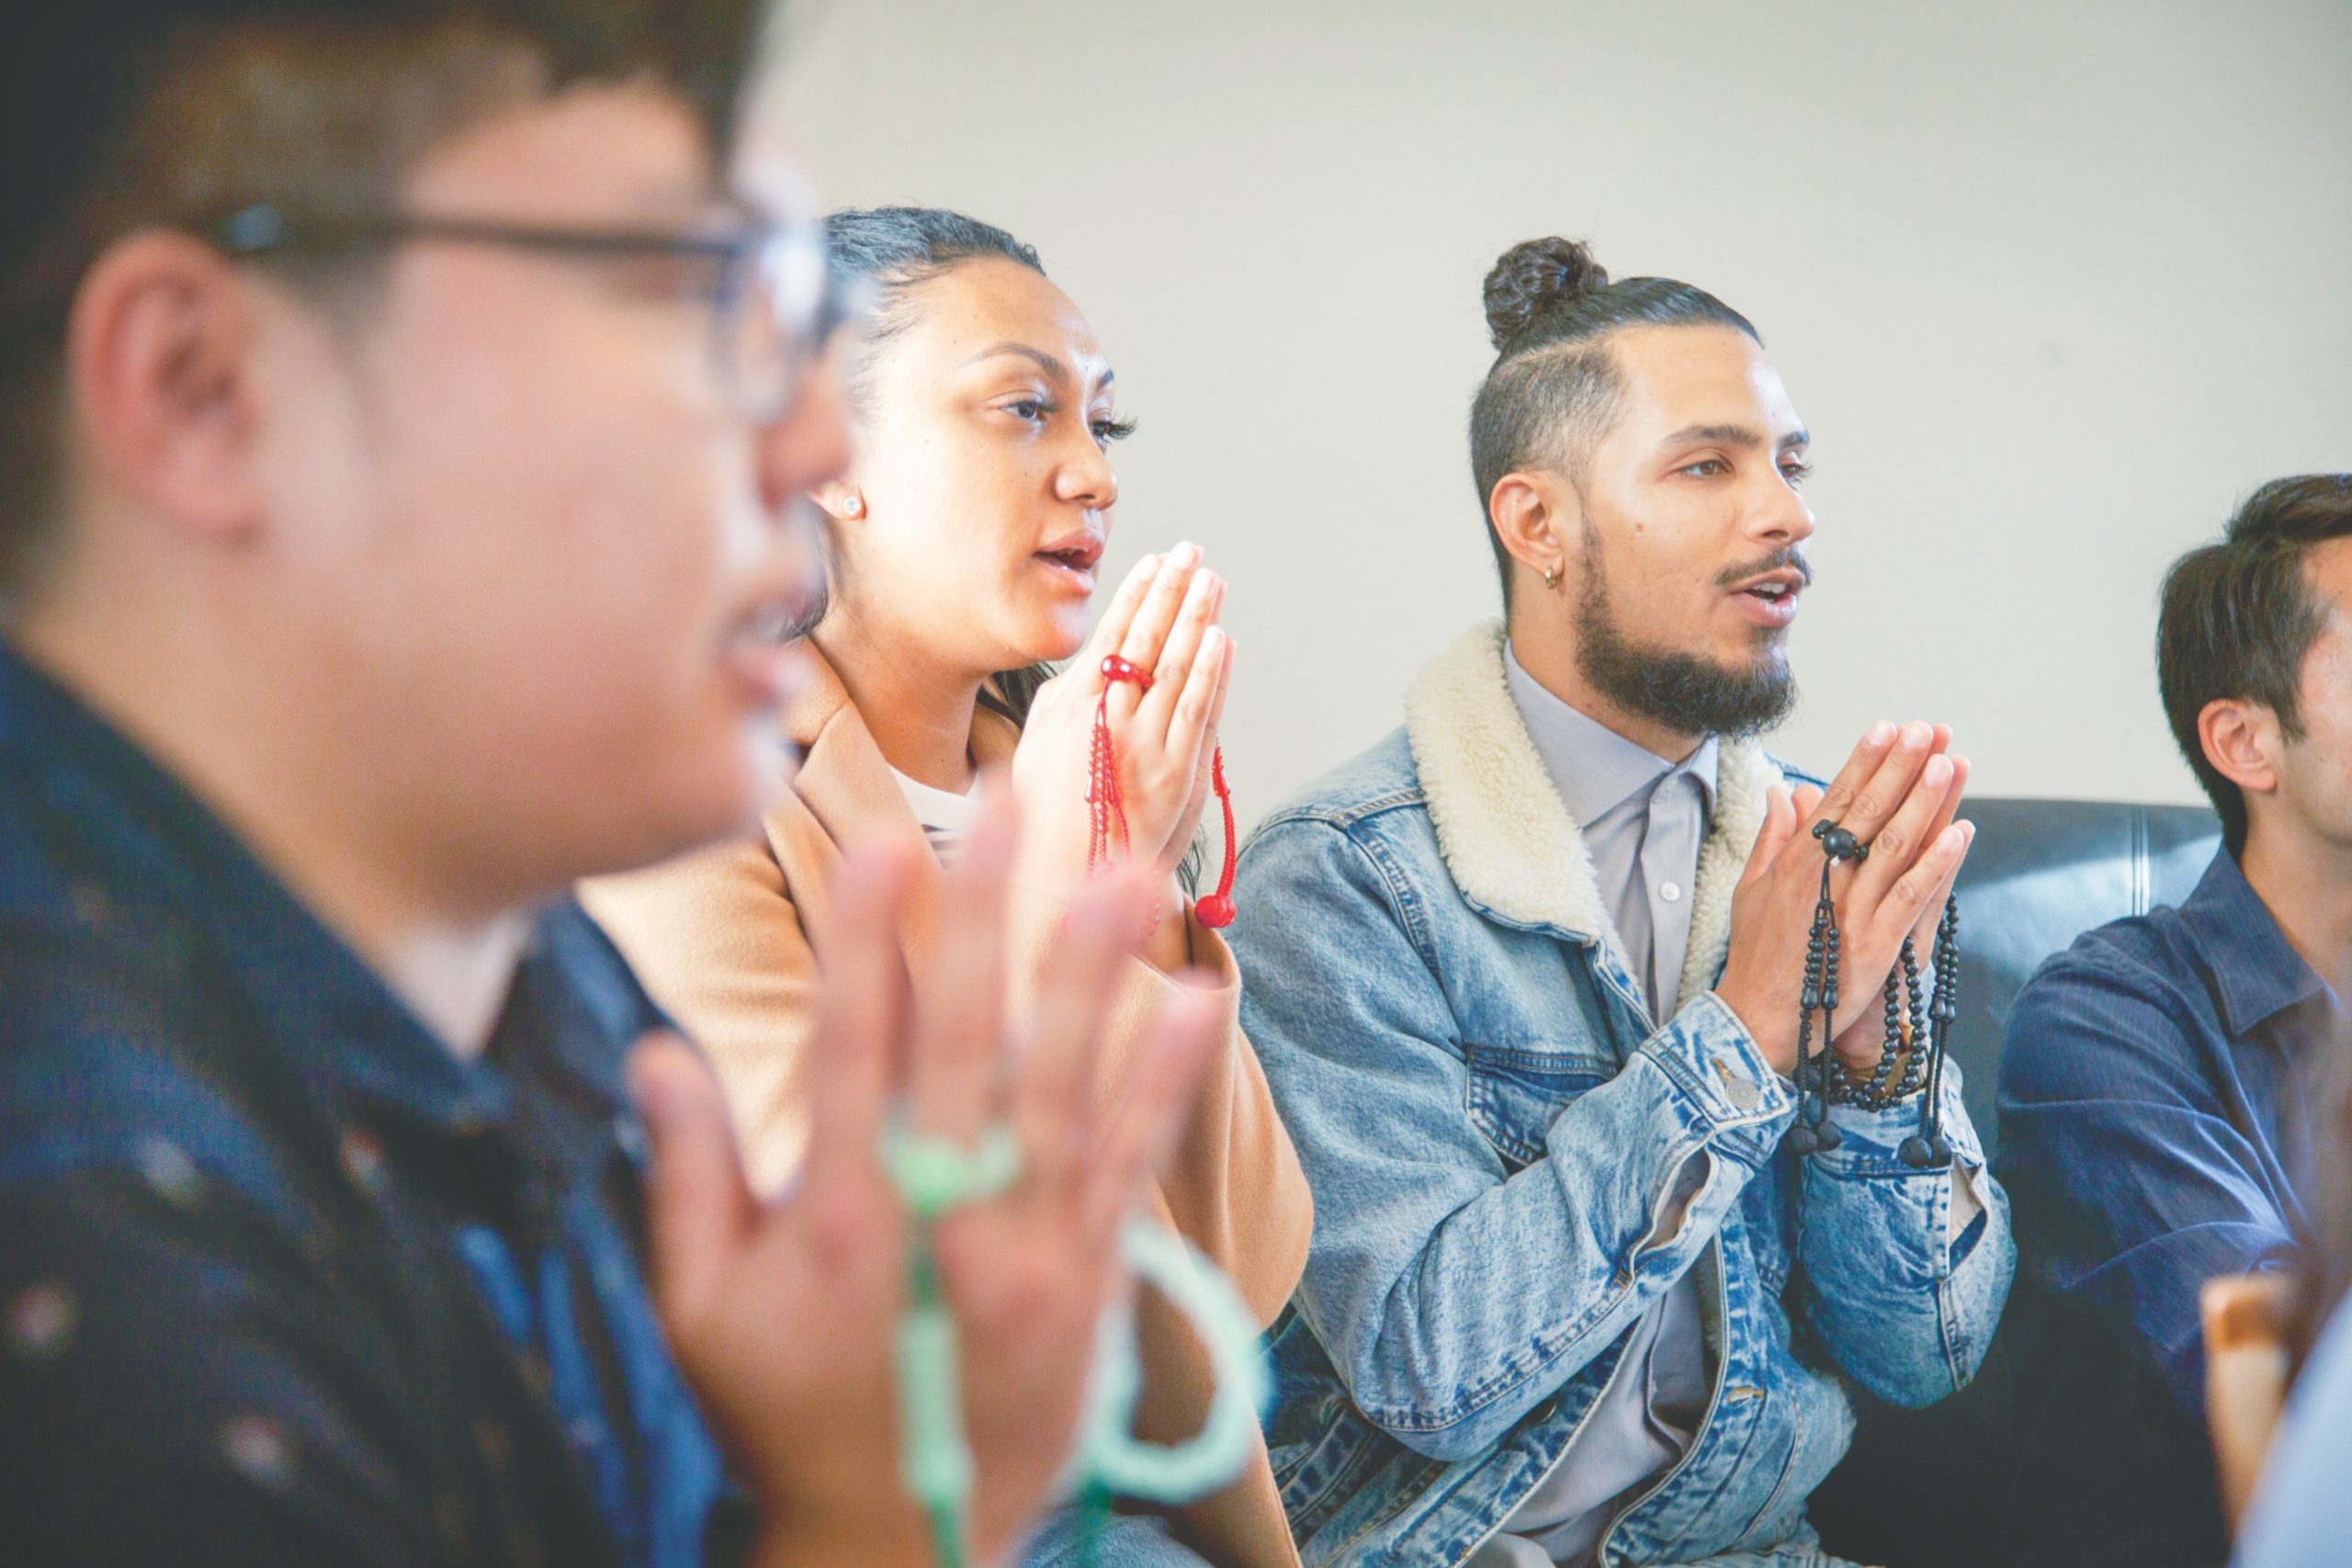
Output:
[0,641,737,1567]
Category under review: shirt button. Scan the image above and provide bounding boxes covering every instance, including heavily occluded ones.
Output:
[339,1128,389,1193]
[220,1414,297,1489]
[136,1138,205,1210]
[1660,881,1683,904]
[7,1280,78,1360]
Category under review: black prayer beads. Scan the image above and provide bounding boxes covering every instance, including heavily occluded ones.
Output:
[1786,819,1959,1170]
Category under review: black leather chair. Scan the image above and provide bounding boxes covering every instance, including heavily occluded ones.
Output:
[1809,796,2222,1568]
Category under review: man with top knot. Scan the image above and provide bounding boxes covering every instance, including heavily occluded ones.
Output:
[1226,237,2014,1568]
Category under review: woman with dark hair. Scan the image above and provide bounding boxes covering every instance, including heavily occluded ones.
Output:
[582,208,1311,1568]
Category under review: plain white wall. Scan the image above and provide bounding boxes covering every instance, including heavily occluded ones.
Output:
[759,0,2352,829]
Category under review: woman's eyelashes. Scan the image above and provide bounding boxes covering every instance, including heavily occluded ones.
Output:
[997,394,1136,448]
[1001,394,1052,426]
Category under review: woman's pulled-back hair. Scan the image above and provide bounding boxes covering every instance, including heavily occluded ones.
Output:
[819,207,1054,728]
[1467,236,1759,605]
[825,207,1044,405]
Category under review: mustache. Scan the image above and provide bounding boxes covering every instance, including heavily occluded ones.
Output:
[1714,547,1814,590]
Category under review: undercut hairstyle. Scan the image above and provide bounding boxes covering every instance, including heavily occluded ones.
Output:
[2158,473,2352,854]
[0,0,759,608]
[1467,236,1759,606]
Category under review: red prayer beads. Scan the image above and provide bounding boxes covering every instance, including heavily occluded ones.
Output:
[1090,654,1239,930]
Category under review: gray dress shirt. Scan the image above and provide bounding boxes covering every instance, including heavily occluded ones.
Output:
[1476,643,1720,1568]
[1502,644,1718,1022]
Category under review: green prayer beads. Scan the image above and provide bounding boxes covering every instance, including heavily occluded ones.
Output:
[881,1121,1272,1568]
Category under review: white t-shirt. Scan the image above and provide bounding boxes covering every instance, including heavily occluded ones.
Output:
[890,767,981,865]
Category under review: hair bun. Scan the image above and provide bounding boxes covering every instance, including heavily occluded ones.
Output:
[1482,237,1609,351]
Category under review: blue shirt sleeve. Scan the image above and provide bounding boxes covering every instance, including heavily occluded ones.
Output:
[1998,942,2299,1416]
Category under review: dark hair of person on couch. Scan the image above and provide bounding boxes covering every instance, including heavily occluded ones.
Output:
[2156,474,2352,854]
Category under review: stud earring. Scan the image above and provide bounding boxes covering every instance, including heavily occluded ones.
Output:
[842,495,864,517]
[1542,563,1563,591]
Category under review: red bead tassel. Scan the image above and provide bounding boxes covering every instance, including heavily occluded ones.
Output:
[1087,654,1241,931]
[1194,748,1238,930]
[1089,657,1148,874]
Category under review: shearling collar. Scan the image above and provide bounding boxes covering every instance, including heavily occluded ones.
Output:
[1402,621,1783,1015]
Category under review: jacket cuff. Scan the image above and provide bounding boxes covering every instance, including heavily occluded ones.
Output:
[1638,992,1795,1168]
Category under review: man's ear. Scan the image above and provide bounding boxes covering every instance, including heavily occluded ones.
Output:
[64,231,269,544]
[2199,697,2284,803]
[1487,469,1580,586]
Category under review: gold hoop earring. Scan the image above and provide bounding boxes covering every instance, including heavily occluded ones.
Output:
[1542,563,1563,591]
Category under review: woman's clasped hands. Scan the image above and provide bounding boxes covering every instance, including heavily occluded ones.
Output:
[1012,542,1235,956]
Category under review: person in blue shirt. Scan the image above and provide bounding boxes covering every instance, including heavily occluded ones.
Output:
[1998,473,2352,1568]
[0,6,1224,1567]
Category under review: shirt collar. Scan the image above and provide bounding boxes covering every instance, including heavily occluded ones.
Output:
[0,639,628,1136]
[1503,638,1718,829]
[2177,848,2332,1040]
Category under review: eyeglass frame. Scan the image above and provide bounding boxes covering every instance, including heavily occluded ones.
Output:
[204,201,838,423]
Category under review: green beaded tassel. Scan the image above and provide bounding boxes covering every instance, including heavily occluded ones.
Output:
[881,1122,1272,1568]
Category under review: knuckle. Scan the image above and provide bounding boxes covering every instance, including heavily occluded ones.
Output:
[1821,781,1856,811]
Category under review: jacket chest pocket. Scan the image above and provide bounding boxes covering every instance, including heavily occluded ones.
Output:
[1464,1043,1613,1170]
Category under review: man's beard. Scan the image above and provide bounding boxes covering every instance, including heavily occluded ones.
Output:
[1572,525,1800,741]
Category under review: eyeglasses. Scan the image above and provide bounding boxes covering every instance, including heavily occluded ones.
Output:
[207,202,836,423]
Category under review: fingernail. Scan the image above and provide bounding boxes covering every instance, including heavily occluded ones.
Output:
[1134,554,1159,577]
[1867,721,1894,746]
[1170,541,1201,567]
[1903,720,1931,747]
[1924,755,1951,784]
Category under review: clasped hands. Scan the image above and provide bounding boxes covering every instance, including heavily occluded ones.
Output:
[1714,719,1976,1082]
[1012,542,1233,964]
[627,783,1219,1568]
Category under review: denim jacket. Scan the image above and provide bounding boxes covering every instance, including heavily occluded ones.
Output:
[1227,625,2014,1567]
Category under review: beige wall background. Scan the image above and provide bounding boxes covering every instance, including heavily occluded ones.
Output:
[762,0,2352,829]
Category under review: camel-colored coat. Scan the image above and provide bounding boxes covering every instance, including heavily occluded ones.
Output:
[580,649,1312,1568]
